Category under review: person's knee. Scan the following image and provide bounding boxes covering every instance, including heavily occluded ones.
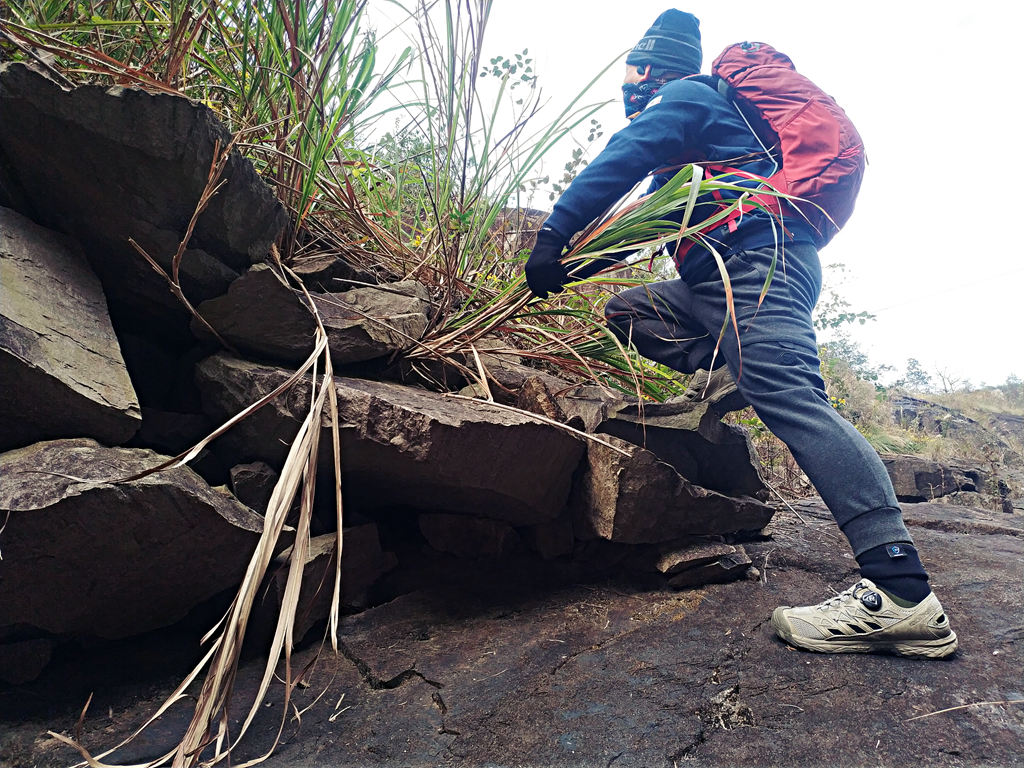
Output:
[732,340,828,403]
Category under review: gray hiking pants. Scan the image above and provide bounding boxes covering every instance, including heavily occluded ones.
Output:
[604,241,912,556]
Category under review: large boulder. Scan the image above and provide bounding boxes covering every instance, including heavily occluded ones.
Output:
[571,435,773,544]
[0,439,264,639]
[891,394,1010,449]
[192,264,430,365]
[195,353,586,525]
[593,395,767,500]
[0,207,140,450]
[881,453,988,502]
[0,63,286,328]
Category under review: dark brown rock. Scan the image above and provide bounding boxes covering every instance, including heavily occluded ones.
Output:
[665,546,752,589]
[418,513,521,558]
[459,353,573,407]
[195,354,586,525]
[192,264,430,365]
[0,439,263,638]
[230,461,279,514]
[0,63,286,327]
[882,453,988,502]
[289,252,380,292]
[556,384,622,432]
[251,526,397,648]
[0,638,55,685]
[571,435,773,544]
[522,516,575,560]
[514,376,570,421]
[0,207,140,450]
[596,395,768,499]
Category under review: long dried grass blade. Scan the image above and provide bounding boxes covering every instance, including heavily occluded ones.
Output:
[117,333,328,483]
[469,344,494,402]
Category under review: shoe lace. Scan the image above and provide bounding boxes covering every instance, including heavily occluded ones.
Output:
[816,580,870,611]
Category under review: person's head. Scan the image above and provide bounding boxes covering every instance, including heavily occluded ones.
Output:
[626,9,702,79]
[621,8,702,115]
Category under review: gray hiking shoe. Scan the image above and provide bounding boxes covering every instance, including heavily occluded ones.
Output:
[682,367,748,413]
[771,578,958,658]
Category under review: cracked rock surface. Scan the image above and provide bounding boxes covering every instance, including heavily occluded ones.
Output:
[3,499,1022,767]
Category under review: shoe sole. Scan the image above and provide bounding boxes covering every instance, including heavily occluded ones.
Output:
[772,612,959,659]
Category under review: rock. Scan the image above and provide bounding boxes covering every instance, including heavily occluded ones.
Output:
[571,435,773,544]
[195,353,586,525]
[651,540,748,576]
[900,500,1024,538]
[128,408,212,456]
[192,265,431,365]
[0,206,140,450]
[459,353,573,408]
[665,546,752,589]
[0,638,55,685]
[624,538,753,588]
[881,453,988,502]
[289,252,380,292]
[891,394,1010,449]
[252,526,397,648]
[0,439,264,638]
[230,461,280,514]
[0,63,286,327]
[522,516,575,560]
[596,395,767,499]
[418,513,521,558]
[514,376,570,422]
[990,412,1024,443]
[556,384,622,433]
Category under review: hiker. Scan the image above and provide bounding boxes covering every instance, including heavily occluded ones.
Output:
[525,9,957,658]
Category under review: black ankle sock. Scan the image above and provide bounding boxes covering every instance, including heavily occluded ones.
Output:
[856,543,931,604]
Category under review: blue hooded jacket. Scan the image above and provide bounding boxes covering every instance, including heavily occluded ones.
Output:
[542,77,817,282]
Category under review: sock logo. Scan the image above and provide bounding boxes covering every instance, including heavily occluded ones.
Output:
[887,544,908,559]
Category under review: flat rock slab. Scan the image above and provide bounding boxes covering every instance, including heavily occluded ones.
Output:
[193,265,431,365]
[196,353,585,525]
[6,497,1021,767]
[0,206,140,450]
[0,63,286,322]
[0,439,263,639]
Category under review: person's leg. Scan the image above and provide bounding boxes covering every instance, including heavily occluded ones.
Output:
[681,242,917,559]
[672,242,953,655]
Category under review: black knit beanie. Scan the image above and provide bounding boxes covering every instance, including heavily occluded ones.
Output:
[625,9,702,75]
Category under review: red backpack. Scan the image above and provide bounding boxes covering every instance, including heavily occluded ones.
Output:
[691,42,866,250]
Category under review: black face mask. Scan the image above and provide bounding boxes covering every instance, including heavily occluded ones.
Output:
[622,81,661,118]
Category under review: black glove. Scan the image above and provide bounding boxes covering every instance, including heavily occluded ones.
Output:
[525,227,570,299]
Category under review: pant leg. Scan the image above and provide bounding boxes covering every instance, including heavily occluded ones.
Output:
[608,242,912,556]
[604,280,720,374]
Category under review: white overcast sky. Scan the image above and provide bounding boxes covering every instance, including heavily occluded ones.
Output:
[368,1,1023,387]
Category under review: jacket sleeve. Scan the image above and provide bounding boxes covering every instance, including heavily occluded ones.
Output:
[542,79,717,242]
